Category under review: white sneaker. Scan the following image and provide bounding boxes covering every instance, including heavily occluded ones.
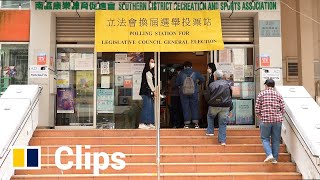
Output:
[206,133,214,136]
[221,142,226,146]
[264,154,275,163]
[194,124,200,129]
[148,124,156,129]
[138,123,149,129]
[272,159,278,164]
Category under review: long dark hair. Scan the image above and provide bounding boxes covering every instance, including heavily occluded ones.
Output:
[207,63,216,75]
[143,58,154,74]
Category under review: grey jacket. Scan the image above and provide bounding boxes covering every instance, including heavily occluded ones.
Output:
[205,80,233,108]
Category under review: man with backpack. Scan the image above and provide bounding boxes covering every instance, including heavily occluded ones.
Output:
[176,61,205,129]
[205,70,232,145]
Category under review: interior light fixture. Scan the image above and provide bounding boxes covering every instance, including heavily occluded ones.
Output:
[18,3,21,10]
[44,0,47,6]
[71,0,74,7]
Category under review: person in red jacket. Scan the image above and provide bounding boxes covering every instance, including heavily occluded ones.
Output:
[255,79,285,164]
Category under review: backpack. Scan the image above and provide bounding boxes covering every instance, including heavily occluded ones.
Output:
[206,80,232,107]
[182,72,195,95]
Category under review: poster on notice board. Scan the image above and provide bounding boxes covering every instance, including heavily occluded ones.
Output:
[231,83,241,97]
[244,65,254,77]
[131,63,145,74]
[233,64,245,82]
[115,53,128,62]
[70,53,81,70]
[241,82,255,99]
[101,61,110,75]
[115,75,124,86]
[232,48,246,65]
[97,89,114,113]
[56,71,70,88]
[218,49,232,63]
[235,99,254,125]
[74,53,94,70]
[217,63,234,76]
[57,88,75,113]
[56,53,70,70]
[101,76,111,88]
[115,63,132,75]
[76,71,94,92]
[132,74,142,100]
[123,76,133,88]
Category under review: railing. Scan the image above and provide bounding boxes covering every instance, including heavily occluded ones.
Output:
[284,112,320,159]
[0,77,11,94]
[277,86,320,179]
[0,85,42,180]
[282,113,320,179]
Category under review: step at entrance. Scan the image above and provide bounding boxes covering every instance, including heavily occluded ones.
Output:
[12,129,302,180]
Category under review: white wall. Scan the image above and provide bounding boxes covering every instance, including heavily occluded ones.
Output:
[254,10,283,92]
[28,2,56,127]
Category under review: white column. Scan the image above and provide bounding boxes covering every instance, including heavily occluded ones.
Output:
[28,3,56,127]
[254,10,283,92]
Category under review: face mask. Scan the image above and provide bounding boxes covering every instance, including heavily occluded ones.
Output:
[150,63,155,69]
[207,69,212,74]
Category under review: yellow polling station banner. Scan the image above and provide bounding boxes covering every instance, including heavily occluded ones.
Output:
[95,10,224,52]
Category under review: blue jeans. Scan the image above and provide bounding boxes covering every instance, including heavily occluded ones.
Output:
[260,122,282,160]
[207,107,229,143]
[140,95,154,124]
[170,96,184,128]
[180,93,199,124]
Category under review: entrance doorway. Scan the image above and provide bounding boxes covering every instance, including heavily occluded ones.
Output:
[159,52,210,128]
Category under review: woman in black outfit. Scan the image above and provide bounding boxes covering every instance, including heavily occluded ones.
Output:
[206,63,219,130]
[138,58,156,129]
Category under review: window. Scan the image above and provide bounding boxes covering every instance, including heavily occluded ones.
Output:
[0,1,30,9]
[216,47,255,126]
[96,52,154,129]
[55,47,94,127]
[0,44,28,86]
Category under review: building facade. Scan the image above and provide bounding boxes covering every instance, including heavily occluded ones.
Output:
[27,0,284,129]
[2,0,318,129]
[281,0,320,103]
[0,1,30,92]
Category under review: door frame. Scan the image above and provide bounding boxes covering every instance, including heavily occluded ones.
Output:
[55,44,95,130]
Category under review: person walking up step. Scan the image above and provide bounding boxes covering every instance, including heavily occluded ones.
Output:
[255,79,285,164]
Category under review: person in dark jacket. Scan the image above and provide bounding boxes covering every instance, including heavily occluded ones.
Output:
[169,66,184,128]
[139,58,156,129]
[206,70,232,145]
[207,63,217,87]
[206,63,218,129]
[176,61,205,129]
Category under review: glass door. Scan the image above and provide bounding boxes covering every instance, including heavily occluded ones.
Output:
[96,52,155,129]
[55,46,95,128]
[214,45,256,127]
